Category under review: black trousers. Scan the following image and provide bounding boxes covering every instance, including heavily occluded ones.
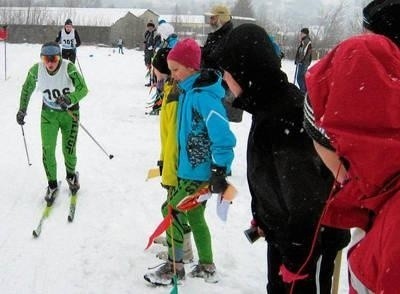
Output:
[62,49,76,64]
[266,227,349,293]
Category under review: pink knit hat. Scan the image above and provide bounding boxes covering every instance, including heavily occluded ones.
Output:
[167,38,201,70]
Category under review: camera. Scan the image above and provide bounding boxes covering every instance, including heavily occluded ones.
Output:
[244,227,260,244]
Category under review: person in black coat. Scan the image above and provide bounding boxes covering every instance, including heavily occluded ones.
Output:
[202,4,243,122]
[219,23,350,293]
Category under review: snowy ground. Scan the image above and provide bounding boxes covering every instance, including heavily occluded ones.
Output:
[0,43,348,294]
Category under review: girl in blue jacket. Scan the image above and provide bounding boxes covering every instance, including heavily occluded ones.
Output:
[144,38,236,286]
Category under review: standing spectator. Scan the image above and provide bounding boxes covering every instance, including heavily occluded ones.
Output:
[202,4,233,69]
[147,24,179,115]
[294,27,312,94]
[304,0,400,292]
[203,4,243,122]
[143,22,161,86]
[150,47,194,263]
[55,19,81,64]
[16,42,88,201]
[220,24,349,293]
[144,38,236,286]
[117,38,124,54]
[157,20,179,49]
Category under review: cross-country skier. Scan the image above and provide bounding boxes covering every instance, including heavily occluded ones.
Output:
[55,18,81,64]
[16,41,88,203]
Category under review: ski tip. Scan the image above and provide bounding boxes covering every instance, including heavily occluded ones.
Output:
[109,154,114,159]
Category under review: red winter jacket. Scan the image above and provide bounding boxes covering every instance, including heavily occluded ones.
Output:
[306,34,400,293]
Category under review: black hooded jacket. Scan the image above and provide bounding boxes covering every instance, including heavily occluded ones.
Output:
[219,24,349,272]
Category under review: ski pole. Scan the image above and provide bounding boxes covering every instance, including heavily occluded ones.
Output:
[21,125,32,166]
[75,53,85,81]
[67,110,114,160]
[293,63,299,85]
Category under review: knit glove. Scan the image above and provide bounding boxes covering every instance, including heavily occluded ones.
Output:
[209,165,228,193]
[16,110,26,125]
[55,95,71,110]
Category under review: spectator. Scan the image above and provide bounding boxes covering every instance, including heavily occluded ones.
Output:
[150,47,194,263]
[144,38,236,286]
[157,20,178,49]
[144,22,161,86]
[294,27,312,94]
[55,19,81,64]
[304,0,400,292]
[117,38,124,54]
[16,42,88,201]
[203,4,243,122]
[220,23,349,293]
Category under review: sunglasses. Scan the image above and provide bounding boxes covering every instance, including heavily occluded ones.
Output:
[41,55,60,63]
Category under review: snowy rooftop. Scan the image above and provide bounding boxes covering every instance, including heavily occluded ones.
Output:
[160,15,206,24]
[159,14,256,24]
[0,7,158,27]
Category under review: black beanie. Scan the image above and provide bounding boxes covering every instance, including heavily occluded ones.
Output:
[301,28,309,35]
[363,0,400,46]
[152,48,171,75]
[147,22,155,28]
[65,18,72,25]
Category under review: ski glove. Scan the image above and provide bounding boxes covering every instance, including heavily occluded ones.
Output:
[55,95,71,110]
[209,165,228,193]
[16,110,26,125]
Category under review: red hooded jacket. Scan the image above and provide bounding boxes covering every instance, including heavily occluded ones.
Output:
[306,34,400,293]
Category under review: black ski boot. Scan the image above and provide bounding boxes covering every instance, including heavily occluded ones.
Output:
[44,181,59,205]
[66,172,80,194]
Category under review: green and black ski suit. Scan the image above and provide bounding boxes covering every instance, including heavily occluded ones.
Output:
[18,59,88,186]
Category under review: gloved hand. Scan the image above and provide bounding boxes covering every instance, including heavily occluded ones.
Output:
[279,264,309,283]
[157,160,163,176]
[16,110,26,125]
[209,165,228,193]
[55,95,71,110]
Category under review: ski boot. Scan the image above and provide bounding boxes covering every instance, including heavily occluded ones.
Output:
[66,172,80,194]
[144,259,185,286]
[44,181,59,205]
[188,263,219,283]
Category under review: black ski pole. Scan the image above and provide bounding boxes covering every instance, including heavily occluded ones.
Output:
[21,125,32,166]
[67,110,114,159]
[75,53,85,81]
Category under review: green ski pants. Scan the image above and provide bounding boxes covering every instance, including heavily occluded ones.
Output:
[41,108,79,183]
[162,179,213,264]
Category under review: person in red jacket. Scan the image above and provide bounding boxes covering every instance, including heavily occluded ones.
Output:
[304,1,400,292]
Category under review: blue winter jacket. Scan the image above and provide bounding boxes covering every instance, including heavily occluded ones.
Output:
[176,70,236,181]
